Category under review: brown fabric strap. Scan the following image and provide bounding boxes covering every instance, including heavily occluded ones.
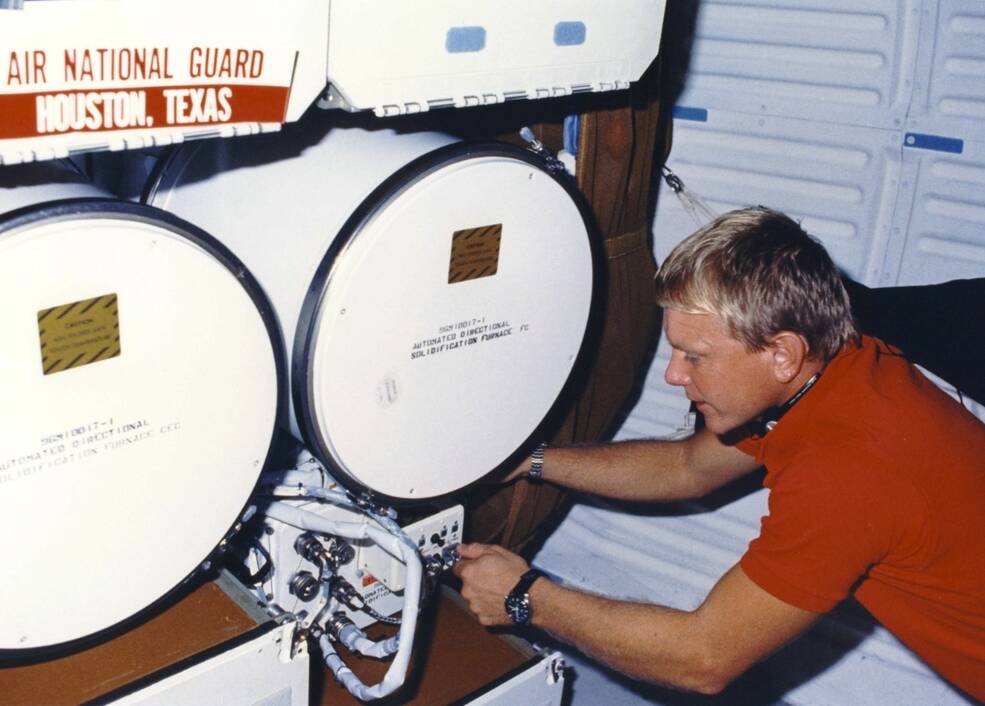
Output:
[603,225,650,258]
[500,478,532,549]
[467,77,668,555]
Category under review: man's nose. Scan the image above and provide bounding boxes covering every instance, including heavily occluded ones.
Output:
[665,353,690,387]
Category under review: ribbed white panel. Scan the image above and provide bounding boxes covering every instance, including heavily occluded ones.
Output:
[681,0,920,128]
[911,0,985,138]
[613,336,690,441]
[892,139,985,284]
[649,111,899,281]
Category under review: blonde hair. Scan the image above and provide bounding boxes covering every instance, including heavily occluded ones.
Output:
[656,207,859,362]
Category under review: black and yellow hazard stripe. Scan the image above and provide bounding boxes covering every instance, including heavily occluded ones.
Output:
[448,224,503,284]
[38,293,121,375]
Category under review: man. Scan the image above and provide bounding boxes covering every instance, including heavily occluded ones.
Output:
[453,207,985,699]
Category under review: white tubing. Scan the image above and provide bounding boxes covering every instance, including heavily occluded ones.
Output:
[265,500,421,701]
[302,485,358,509]
[338,622,400,658]
[302,486,399,523]
[320,634,369,697]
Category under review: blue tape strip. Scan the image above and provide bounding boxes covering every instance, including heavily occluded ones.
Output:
[903,132,963,154]
[554,21,586,46]
[446,26,486,53]
[673,106,708,122]
[563,114,580,156]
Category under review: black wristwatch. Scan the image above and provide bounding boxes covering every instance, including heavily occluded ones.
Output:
[504,568,547,625]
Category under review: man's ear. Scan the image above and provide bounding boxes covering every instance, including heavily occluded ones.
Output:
[768,331,809,383]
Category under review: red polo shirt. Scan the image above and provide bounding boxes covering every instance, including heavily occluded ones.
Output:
[737,335,985,699]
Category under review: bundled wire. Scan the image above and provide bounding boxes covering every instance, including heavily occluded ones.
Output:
[264,491,422,701]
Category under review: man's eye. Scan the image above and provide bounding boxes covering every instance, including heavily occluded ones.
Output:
[684,353,700,364]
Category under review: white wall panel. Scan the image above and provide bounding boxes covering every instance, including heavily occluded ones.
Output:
[911,0,985,138]
[893,138,985,284]
[613,336,690,440]
[680,0,921,128]
[651,110,900,281]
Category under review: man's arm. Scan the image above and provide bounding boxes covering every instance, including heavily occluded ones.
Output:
[454,543,818,694]
[516,428,759,501]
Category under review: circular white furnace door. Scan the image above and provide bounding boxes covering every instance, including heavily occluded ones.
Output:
[0,200,282,653]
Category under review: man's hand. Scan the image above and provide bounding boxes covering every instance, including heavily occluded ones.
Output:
[477,454,530,485]
[501,455,532,483]
[453,543,529,626]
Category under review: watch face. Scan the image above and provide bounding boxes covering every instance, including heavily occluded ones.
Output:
[505,594,532,625]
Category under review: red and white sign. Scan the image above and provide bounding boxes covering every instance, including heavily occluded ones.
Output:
[1,47,293,139]
[0,1,330,164]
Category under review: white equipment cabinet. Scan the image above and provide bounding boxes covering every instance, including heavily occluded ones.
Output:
[0,42,592,706]
[0,1,661,704]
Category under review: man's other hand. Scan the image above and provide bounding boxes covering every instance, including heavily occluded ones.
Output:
[453,542,529,626]
[501,455,532,483]
[476,454,530,484]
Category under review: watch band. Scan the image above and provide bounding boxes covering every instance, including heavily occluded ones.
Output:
[504,568,547,625]
[512,567,546,596]
[528,442,548,481]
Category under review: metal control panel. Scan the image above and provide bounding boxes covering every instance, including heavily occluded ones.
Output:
[259,497,463,631]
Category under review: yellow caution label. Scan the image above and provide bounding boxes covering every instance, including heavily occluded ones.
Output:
[448,224,502,284]
[38,293,120,375]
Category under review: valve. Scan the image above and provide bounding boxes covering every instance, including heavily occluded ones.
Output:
[289,570,321,602]
[295,532,354,570]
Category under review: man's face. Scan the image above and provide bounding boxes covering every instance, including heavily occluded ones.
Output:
[663,309,782,435]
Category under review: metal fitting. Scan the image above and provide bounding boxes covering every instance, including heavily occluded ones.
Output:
[288,570,321,602]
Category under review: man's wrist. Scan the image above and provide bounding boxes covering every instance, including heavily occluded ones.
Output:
[527,573,555,628]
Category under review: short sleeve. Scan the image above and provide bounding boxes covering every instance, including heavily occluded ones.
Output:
[740,454,890,613]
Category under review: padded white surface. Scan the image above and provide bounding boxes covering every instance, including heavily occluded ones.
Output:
[894,138,985,285]
[911,0,985,140]
[677,0,919,130]
[649,111,899,283]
